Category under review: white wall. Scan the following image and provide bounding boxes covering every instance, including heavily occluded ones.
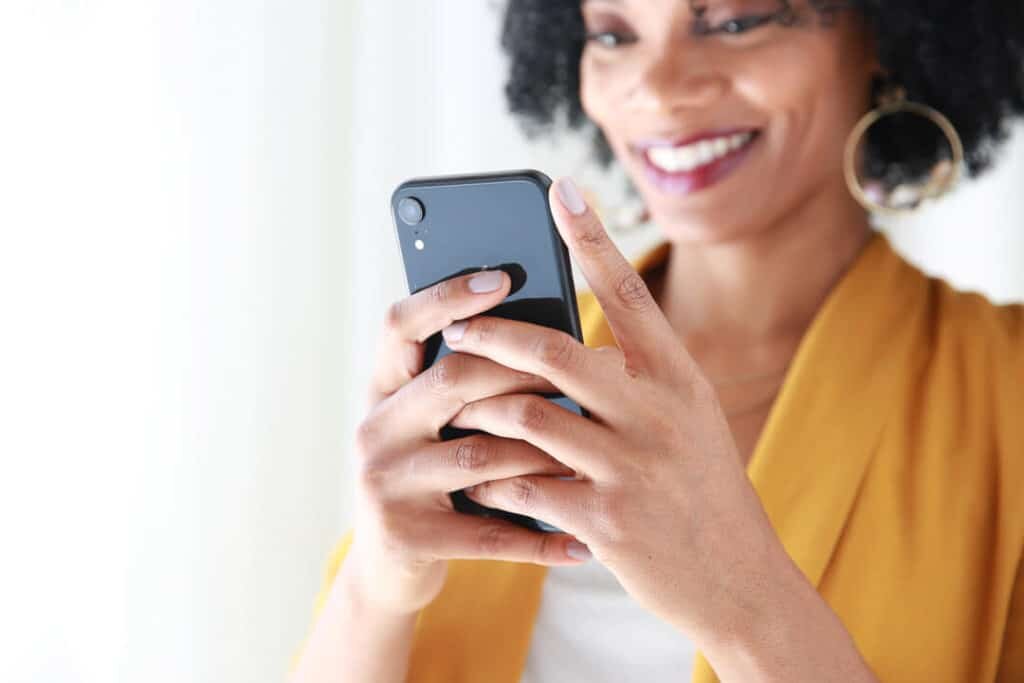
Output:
[883,131,1024,303]
[1,1,353,682]
[0,2,1019,683]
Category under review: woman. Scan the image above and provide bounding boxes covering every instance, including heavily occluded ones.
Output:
[293,1,1024,681]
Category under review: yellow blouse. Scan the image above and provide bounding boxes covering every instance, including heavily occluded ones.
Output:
[307,230,1024,682]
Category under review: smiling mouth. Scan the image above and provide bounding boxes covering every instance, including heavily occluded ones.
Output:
[635,129,762,196]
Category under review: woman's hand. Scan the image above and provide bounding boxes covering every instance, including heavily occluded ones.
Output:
[438,178,798,643]
[344,264,592,618]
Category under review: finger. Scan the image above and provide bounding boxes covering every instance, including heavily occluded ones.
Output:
[374,434,576,497]
[549,177,678,375]
[368,269,512,404]
[417,513,590,565]
[359,352,560,454]
[464,475,587,539]
[441,315,630,418]
[449,393,614,479]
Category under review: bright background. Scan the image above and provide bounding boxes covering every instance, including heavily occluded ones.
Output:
[1,2,1021,682]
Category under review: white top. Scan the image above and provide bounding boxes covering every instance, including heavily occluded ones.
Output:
[520,557,697,682]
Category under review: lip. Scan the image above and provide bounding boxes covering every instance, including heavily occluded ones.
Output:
[635,129,762,197]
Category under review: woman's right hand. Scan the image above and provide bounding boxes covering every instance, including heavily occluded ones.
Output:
[342,269,589,617]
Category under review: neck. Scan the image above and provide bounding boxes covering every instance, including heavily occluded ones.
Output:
[652,181,874,379]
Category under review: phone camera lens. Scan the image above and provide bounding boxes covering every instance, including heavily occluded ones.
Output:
[398,197,425,226]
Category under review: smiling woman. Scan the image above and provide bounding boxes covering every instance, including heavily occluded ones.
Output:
[289,2,1024,682]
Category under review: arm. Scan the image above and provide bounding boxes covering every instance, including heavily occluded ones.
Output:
[289,539,418,683]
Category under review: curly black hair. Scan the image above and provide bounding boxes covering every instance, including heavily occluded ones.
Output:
[500,0,1024,186]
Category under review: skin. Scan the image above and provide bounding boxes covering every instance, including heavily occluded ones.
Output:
[292,1,885,681]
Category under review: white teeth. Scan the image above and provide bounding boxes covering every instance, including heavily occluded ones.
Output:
[697,140,715,164]
[647,131,754,174]
[680,146,699,168]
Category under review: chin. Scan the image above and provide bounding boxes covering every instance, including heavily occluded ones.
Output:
[651,216,757,246]
[634,192,764,246]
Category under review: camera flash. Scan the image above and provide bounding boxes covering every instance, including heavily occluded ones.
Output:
[414,239,425,251]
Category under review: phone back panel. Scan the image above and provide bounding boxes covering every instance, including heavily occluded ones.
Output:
[391,171,583,533]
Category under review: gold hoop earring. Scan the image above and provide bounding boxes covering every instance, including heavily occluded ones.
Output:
[843,84,965,216]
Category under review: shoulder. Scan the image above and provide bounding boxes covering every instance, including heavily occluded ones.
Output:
[916,273,1024,477]
[924,275,1024,377]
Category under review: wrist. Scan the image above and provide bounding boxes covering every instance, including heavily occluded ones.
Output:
[338,544,444,618]
[338,563,419,622]
[695,549,875,682]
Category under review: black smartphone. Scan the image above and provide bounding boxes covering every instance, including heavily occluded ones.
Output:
[391,170,587,533]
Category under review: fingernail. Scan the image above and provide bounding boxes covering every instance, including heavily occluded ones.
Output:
[566,540,592,561]
[556,177,587,216]
[443,321,467,343]
[468,270,504,293]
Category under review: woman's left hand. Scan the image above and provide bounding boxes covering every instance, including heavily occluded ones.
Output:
[440,177,799,644]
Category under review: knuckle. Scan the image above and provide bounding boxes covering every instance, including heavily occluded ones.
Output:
[510,477,538,509]
[355,449,392,495]
[453,437,489,472]
[384,299,407,335]
[573,218,608,254]
[533,332,577,372]
[473,316,499,345]
[534,531,554,562]
[614,270,652,311]
[592,493,628,547]
[430,278,452,308]
[621,354,645,380]
[354,416,382,457]
[426,353,461,396]
[647,412,680,445]
[478,522,509,555]
[678,367,716,406]
[514,396,548,433]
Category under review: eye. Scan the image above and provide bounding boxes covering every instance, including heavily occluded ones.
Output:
[689,0,795,37]
[714,14,776,34]
[693,12,781,36]
[584,30,637,48]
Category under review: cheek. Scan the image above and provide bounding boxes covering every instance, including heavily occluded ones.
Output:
[738,39,866,174]
[579,57,611,128]
[579,55,642,137]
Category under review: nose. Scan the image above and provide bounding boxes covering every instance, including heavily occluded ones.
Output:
[626,43,729,114]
